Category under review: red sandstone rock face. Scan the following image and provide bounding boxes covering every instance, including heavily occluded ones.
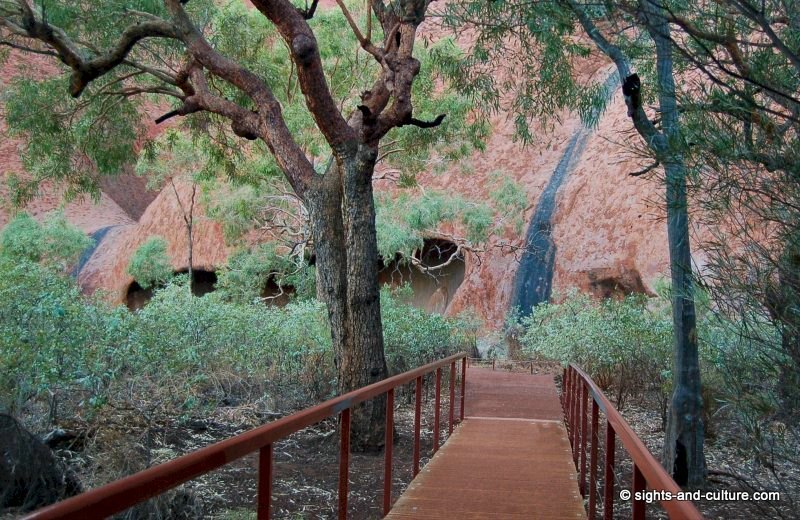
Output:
[77,181,230,303]
[551,87,669,301]
[0,9,690,329]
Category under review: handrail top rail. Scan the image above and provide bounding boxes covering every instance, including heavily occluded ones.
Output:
[568,363,703,520]
[25,352,467,520]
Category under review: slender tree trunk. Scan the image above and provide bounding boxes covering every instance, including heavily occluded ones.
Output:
[772,241,800,417]
[187,221,193,290]
[662,160,706,487]
[307,150,388,451]
[645,0,707,487]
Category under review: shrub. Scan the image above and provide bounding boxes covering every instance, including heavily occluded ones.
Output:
[0,211,91,270]
[127,236,173,289]
[0,256,129,419]
[384,285,480,369]
[518,291,673,409]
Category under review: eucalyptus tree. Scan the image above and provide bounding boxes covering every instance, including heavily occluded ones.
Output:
[0,0,482,450]
[659,0,800,420]
[438,0,707,485]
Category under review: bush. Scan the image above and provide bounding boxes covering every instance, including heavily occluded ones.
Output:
[0,256,129,419]
[517,291,673,409]
[127,236,173,289]
[0,211,91,270]
[0,248,475,420]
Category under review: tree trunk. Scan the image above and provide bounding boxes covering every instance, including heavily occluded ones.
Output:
[645,0,707,487]
[772,240,800,417]
[187,220,193,291]
[662,160,707,488]
[307,148,388,452]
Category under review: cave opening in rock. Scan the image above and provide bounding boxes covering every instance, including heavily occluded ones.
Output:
[379,238,465,314]
[125,269,218,310]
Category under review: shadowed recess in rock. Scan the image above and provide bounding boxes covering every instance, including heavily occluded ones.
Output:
[379,238,465,314]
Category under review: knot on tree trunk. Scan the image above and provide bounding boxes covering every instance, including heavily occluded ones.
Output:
[231,114,259,140]
[291,34,318,66]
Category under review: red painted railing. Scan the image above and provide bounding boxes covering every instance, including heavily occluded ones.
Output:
[25,353,468,520]
[563,364,703,520]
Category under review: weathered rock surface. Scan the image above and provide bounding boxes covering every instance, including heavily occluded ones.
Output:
[0,15,692,328]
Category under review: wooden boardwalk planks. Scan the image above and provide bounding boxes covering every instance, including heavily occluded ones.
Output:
[386,368,586,519]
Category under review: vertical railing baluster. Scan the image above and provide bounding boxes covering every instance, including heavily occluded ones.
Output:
[580,382,589,495]
[448,361,456,435]
[569,369,577,448]
[573,379,580,466]
[433,368,441,454]
[459,356,466,421]
[413,376,422,477]
[383,389,394,516]
[632,464,646,520]
[338,409,351,520]
[589,400,599,520]
[603,422,616,520]
[257,444,273,520]
[492,358,495,371]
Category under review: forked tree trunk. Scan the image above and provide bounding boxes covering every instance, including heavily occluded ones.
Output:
[307,148,388,452]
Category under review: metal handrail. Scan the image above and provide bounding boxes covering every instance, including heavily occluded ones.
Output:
[564,364,703,520]
[25,352,468,520]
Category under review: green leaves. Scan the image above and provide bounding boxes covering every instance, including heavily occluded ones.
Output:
[127,236,173,290]
[0,211,92,271]
[4,74,140,203]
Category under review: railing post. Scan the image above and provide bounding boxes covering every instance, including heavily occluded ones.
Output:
[572,379,580,466]
[565,368,572,447]
[338,409,351,520]
[603,422,616,520]
[632,464,646,520]
[580,382,589,495]
[492,358,495,371]
[448,361,456,435]
[413,376,422,477]
[383,389,394,516]
[459,356,466,421]
[257,444,273,520]
[433,368,441,453]
[589,399,599,520]
[570,369,578,449]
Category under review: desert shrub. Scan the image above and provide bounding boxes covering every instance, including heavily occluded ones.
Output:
[0,211,92,270]
[381,285,479,374]
[127,278,334,406]
[518,291,673,409]
[0,216,478,426]
[127,236,173,289]
[214,243,315,304]
[0,256,130,419]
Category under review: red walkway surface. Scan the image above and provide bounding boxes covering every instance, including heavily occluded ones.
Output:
[386,367,586,519]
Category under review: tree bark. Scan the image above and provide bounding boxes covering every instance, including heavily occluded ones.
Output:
[662,159,707,488]
[307,148,388,452]
[644,0,707,488]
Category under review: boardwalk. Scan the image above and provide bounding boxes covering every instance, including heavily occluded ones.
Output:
[386,367,586,519]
